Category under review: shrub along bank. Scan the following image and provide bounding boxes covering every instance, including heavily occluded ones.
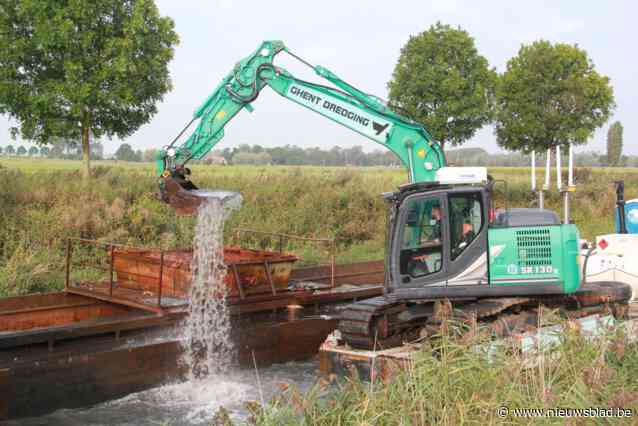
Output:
[1,159,636,297]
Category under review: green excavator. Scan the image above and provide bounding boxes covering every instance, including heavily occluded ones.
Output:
[157,40,631,349]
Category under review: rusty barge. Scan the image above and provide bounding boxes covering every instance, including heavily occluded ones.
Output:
[0,237,384,420]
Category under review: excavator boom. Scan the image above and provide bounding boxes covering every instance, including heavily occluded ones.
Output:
[157,40,449,214]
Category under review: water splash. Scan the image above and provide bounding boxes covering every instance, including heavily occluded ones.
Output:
[12,360,319,425]
[181,191,243,380]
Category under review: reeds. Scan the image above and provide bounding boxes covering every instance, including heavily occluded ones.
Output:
[1,159,637,297]
[251,317,638,425]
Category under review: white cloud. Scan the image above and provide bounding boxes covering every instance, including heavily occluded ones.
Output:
[0,0,636,156]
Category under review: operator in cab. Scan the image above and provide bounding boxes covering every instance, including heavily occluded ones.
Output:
[427,206,442,243]
[404,203,444,278]
[460,220,476,246]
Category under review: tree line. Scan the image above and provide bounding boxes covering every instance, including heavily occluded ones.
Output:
[0,141,151,162]
[0,139,104,160]
[0,6,624,176]
[220,144,637,167]
[3,140,633,167]
[0,139,638,167]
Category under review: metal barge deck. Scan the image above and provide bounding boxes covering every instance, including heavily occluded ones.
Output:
[0,239,384,420]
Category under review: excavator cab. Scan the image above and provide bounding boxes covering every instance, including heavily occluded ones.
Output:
[390,184,489,293]
[385,180,586,300]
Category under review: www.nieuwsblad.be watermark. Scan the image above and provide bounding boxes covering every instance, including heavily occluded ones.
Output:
[496,406,633,419]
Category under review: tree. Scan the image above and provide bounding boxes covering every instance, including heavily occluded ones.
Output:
[0,146,3,155]
[606,121,623,166]
[90,141,104,161]
[0,1,178,178]
[40,146,50,157]
[28,146,39,156]
[143,148,159,163]
[17,146,27,156]
[231,151,272,165]
[387,22,496,152]
[219,148,234,163]
[5,145,15,155]
[48,145,64,159]
[115,143,141,162]
[620,155,628,167]
[495,40,615,153]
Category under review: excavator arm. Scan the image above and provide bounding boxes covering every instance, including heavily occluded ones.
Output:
[157,40,446,213]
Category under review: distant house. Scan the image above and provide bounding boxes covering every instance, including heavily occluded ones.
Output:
[203,154,228,165]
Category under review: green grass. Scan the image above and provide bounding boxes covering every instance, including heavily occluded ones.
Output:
[2,158,638,424]
[0,157,154,171]
[248,319,638,425]
[1,157,638,296]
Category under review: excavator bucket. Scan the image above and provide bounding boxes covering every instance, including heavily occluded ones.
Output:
[160,177,242,216]
[161,177,206,216]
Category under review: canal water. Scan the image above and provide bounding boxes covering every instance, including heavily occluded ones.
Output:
[6,191,322,425]
[9,359,319,425]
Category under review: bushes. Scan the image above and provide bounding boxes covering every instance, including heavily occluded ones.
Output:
[0,164,389,296]
[251,320,638,425]
[0,244,64,296]
[1,160,638,297]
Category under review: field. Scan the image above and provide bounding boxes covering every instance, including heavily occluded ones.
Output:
[1,157,638,298]
[2,157,638,424]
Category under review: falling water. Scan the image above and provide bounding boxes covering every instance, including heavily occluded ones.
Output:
[7,189,322,425]
[181,190,243,380]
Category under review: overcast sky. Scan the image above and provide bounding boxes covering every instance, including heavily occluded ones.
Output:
[1,0,636,155]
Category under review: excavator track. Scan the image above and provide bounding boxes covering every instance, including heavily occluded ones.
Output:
[338,281,633,350]
[338,297,407,349]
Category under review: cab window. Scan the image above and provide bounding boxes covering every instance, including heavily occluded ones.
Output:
[399,197,442,278]
[449,193,483,260]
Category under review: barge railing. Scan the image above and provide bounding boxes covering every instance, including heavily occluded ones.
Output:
[231,227,337,288]
[64,238,175,314]
[63,233,384,315]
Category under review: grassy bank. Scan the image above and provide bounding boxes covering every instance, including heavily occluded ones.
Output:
[248,320,638,425]
[1,157,637,297]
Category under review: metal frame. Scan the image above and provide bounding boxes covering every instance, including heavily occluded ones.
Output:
[232,227,337,288]
[64,230,380,313]
[65,238,168,313]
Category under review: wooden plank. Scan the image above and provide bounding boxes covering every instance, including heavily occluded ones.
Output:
[0,312,183,350]
[0,300,100,316]
[227,286,382,315]
[0,292,98,316]
[290,260,384,286]
[230,297,296,315]
[66,286,165,314]
[0,303,133,333]
[295,286,383,305]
